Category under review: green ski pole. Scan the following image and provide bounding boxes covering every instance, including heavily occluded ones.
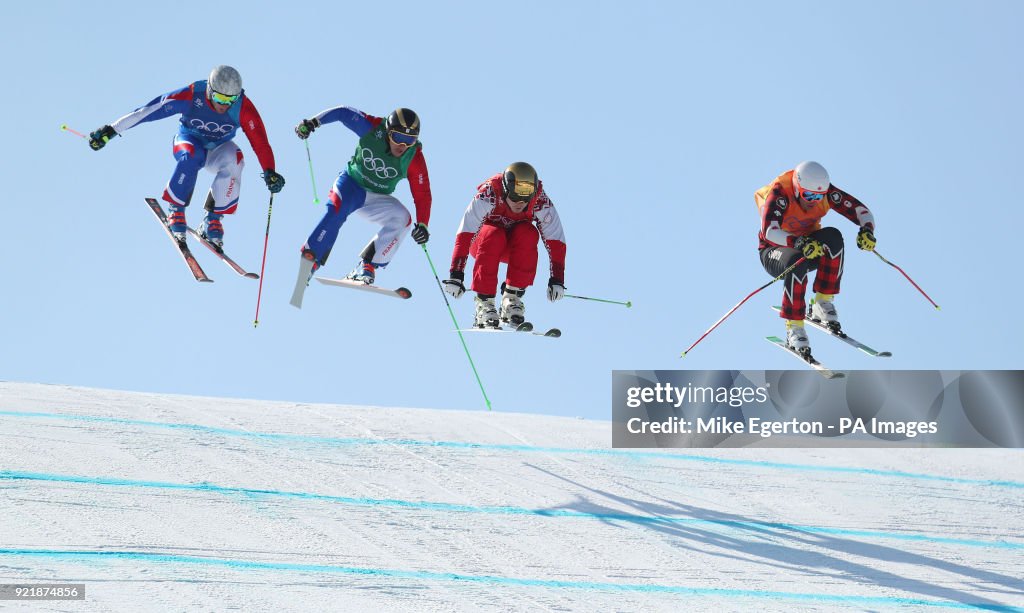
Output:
[421,245,492,410]
[304,140,320,205]
[564,294,632,308]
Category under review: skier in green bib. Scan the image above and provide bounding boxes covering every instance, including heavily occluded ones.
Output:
[295,107,432,285]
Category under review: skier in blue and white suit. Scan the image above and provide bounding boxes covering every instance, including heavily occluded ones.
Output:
[294,106,432,285]
[89,65,285,248]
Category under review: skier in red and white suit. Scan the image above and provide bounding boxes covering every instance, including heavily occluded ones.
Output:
[442,163,566,329]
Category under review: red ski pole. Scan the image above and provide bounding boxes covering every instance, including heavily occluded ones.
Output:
[253,193,275,327]
[872,249,940,310]
[681,257,807,357]
[61,124,87,138]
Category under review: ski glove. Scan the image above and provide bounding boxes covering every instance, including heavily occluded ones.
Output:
[263,169,286,193]
[547,278,565,302]
[295,118,320,140]
[794,236,824,260]
[88,125,117,151]
[411,223,429,245]
[856,227,876,251]
[442,271,465,299]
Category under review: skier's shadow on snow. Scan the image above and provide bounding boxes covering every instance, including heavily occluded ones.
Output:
[524,463,1023,609]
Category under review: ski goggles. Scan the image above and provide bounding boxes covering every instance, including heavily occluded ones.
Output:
[388,130,418,146]
[507,181,536,203]
[800,190,826,202]
[210,90,239,106]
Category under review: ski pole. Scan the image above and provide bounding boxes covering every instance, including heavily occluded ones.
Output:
[564,294,632,308]
[421,244,493,411]
[872,249,940,310]
[681,257,807,357]
[61,124,86,138]
[304,140,320,205]
[253,193,275,327]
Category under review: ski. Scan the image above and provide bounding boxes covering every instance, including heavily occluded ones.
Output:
[289,255,317,308]
[315,277,412,299]
[457,322,533,333]
[771,306,891,357]
[144,198,212,283]
[186,227,259,279]
[455,322,561,337]
[765,336,845,379]
[511,322,561,336]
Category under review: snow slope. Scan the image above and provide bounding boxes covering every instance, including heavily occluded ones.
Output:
[0,382,1021,612]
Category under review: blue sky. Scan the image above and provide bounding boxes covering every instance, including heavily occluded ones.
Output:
[2,0,1021,418]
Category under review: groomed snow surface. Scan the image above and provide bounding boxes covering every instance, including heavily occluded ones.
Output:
[0,382,1021,612]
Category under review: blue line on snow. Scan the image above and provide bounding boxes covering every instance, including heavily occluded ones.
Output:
[2,409,1022,489]
[1,471,1020,551]
[0,410,1020,489]
[0,549,1019,611]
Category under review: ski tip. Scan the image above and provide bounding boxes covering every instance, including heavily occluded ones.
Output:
[396,287,412,299]
[545,328,561,337]
[878,351,893,357]
[245,273,260,279]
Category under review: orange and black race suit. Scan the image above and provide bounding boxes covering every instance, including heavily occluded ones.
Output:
[755,169,875,320]
[756,169,873,249]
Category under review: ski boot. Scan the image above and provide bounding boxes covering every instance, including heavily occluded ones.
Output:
[346,259,376,285]
[301,248,321,272]
[198,212,224,252]
[499,284,527,326]
[785,320,812,359]
[809,296,842,335]
[167,204,187,242]
[474,294,500,329]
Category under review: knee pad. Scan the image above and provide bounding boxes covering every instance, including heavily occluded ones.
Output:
[815,226,844,250]
[173,141,197,163]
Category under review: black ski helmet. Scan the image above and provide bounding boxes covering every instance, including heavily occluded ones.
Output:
[385,108,420,138]
[502,162,538,203]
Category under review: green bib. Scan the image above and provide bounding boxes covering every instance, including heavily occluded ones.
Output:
[346,126,419,194]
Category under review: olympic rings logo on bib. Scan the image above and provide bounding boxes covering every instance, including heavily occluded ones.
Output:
[189,119,234,134]
[361,148,399,179]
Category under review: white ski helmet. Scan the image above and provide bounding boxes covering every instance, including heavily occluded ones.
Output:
[793,161,830,194]
[208,65,242,96]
